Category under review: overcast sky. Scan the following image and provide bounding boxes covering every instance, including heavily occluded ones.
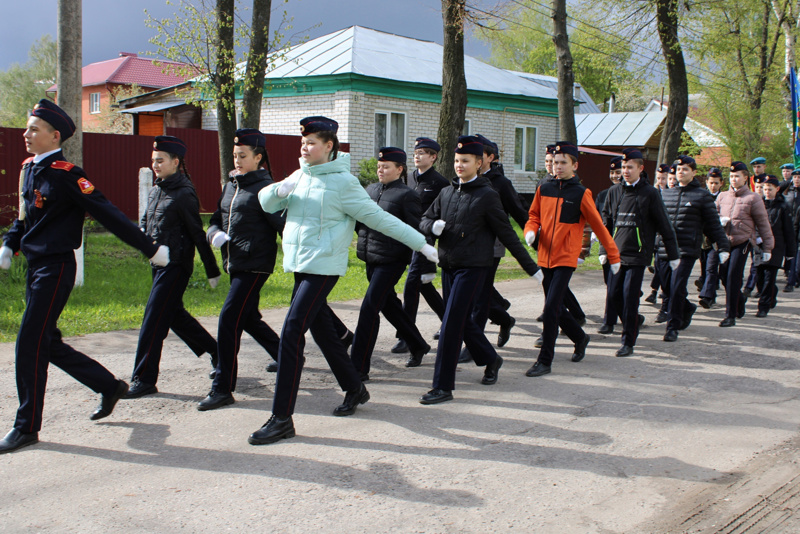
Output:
[0,0,492,71]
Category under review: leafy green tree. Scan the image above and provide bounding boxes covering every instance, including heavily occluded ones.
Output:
[0,35,57,127]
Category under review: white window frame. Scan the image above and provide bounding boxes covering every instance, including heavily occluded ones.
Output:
[514,125,538,172]
[89,92,101,114]
[374,110,407,155]
[462,119,471,136]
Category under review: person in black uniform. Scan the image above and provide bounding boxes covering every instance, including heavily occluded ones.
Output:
[125,136,222,399]
[0,100,169,454]
[756,176,796,316]
[197,129,285,410]
[699,168,725,308]
[350,147,432,377]
[784,169,800,291]
[597,156,625,333]
[391,137,448,355]
[646,163,671,308]
[418,136,541,404]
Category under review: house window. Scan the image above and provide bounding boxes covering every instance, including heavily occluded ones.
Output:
[462,119,471,135]
[374,111,406,154]
[514,126,538,172]
[90,92,101,114]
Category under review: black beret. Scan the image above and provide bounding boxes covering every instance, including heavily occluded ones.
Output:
[454,135,484,157]
[153,135,187,158]
[668,165,677,174]
[31,99,76,141]
[673,155,695,166]
[657,163,671,173]
[763,175,780,187]
[553,141,579,159]
[610,156,623,170]
[377,146,406,164]
[475,133,498,155]
[414,137,440,152]
[707,167,722,178]
[622,148,644,161]
[300,116,338,136]
[234,128,266,148]
[730,161,749,173]
[546,144,556,155]
[753,173,767,184]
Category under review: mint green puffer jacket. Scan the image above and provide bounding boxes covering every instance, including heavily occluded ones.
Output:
[258,153,427,276]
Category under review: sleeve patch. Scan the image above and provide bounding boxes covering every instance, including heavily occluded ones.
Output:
[51,161,75,171]
[77,177,95,194]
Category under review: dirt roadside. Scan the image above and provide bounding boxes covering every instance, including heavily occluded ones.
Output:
[1,269,800,533]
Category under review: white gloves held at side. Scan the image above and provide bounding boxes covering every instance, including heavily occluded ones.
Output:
[599,254,608,265]
[421,273,436,284]
[211,231,231,248]
[719,251,730,264]
[720,216,731,226]
[432,220,446,236]
[525,231,536,247]
[208,275,221,289]
[276,177,297,198]
[610,262,621,275]
[150,245,170,267]
[0,246,13,270]
[420,244,439,264]
[532,269,544,283]
[762,252,772,262]
[669,259,680,270]
[756,236,763,245]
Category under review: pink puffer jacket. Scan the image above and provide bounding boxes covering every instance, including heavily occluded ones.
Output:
[715,187,774,251]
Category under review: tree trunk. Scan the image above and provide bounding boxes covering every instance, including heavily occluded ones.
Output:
[436,0,468,181]
[552,0,577,143]
[57,0,82,165]
[241,0,271,129]
[216,0,236,183]
[655,0,688,165]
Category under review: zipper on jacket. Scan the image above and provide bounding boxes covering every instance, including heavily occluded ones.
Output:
[226,179,240,272]
[548,180,564,268]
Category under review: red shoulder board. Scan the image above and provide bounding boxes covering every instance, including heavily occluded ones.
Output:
[22,157,34,166]
[51,161,75,171]
[77,177,95,194]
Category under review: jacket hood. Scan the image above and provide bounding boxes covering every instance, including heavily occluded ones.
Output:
[299,152,351,177]
[233,168,271,187]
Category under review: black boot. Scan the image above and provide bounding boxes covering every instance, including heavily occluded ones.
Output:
[248,415,295,445]
[333,384,370,416]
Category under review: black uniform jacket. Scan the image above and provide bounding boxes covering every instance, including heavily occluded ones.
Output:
[485,163,530,258]
[207,168,285,274]
[3,151,158,267]
[657,179,730,259]
[763,196,797,267]
[408,166,449,274]
[357,179,421,265]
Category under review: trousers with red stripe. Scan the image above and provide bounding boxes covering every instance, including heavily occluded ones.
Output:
[15,260,118,433]
[272,273,361,417]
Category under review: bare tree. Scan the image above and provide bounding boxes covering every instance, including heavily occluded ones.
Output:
[437,0,468,180]
[240,0,271,129]
[552,0,578,143]
[216,0,236,180]
[655,0,688,165]
[57,0,82,165]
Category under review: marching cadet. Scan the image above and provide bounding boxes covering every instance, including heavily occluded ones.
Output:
[125,136,221,400]
[418,135,541,403]
[780,163,794,185]
[655,156,729,342]
[598,156,625,334]
[252,116,437,444]
[756,175,796,317]
[699,168,725,308]
[645,163,672,307]
[392,137,448,355]
[667,165,678,189]
[0,100,169,454]
[716,162,774,326]
[783,169,800,292]
[599,148,679,357]
[525,142,619,376]
[743,175,767,299]
[350,147,432,378]
[198,129,284,411]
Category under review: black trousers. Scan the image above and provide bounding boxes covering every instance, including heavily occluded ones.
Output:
[132,265,216,385]
[659,257,697,331]
[15,260,118,433]
[699,249,720,301]
[745,249,758,291]
[399,251,445,333]
[607,265,646,347]
[350,262,428,376]
[720,242,750,319]
[537,267,585,366]
[473,257,513,331]
[650,262,663,291]
[212,271,277,394]
[272,273,361,417]
[432,267,497,391]
[698,249,708,287]
[757,265,779,312]
[601,263,617,326]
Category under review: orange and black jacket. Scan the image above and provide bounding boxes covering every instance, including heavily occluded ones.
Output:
[525,175,619,269]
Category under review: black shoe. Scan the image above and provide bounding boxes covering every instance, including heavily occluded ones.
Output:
[433,328,441,340]
[680,303,697,330]
[333,384,370,416]
[525,362,551,377]
[663,329,678,342]
[481,356,503,385]
[497,317,515,347]
[406,343,431,368]
[616,345,634,357]
[536,313,544,322]
[784,284,794,293]
[644,290,658,304]
[342,330,354,350]
[753,290,761,298]
[695,278,703,290]
[572,334,590,362]
[124,379,157,399]
[655,311,668,323]
[391,339,409,354]
[742,287,752,299]
[0,429,39,454]
[534,335,544,348]
[209,352,219,379]
[420,388,453,404]
[638,314,645,328]
[597,324,614,335]
[737,294,747,318]
[248,415,295,445]
[719,317,736,327]
[198,390,235,411]
[501,298,511,310]
[266,360,278,373]
[90,380,128,421]
[648,265,655,273]
[756,309,768,318]
[699,297,712,309]
[458,348,472,363]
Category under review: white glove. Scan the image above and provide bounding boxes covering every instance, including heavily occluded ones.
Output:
[719,251,730,264]
[610,262,621,275]
[669,259,680,270]
[532,269,544,283]
[421,273,435,284]
[762,252,772,262]
[420,244,439,263]
[211,231,230,248]
[756,236,763,245]
[577,257,585,265]
[276,177,297,198]
[525,231,536,246]
[0,246,13,270]
[432,220,446,236]
[599,254,608,265]
[590,232,598,244]
[720,216,731,226]
[150,245,170,267]
[208,275,220,289]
